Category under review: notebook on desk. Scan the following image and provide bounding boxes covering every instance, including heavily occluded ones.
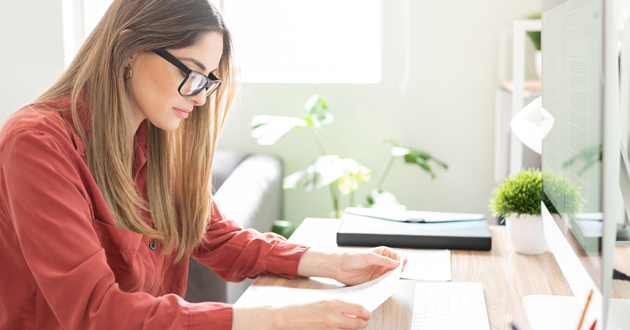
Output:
[336,211,492,251]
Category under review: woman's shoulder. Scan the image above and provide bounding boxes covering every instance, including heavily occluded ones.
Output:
[0,106,74,153]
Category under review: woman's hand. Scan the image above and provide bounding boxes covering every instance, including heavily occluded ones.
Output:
[333,246,407,286]
[297,246,407,286]
[232,300,371,330]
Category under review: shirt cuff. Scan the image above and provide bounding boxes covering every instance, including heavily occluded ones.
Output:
[188,302,232,330]
[265,241,310,279]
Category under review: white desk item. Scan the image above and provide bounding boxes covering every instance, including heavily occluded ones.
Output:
[410,282,490,330]
[522,295,578,330]
[399,249,451,281]
[235,263,402,312]
[523,295,630,330]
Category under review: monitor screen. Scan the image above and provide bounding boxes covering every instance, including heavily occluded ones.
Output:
[541,0,605,291]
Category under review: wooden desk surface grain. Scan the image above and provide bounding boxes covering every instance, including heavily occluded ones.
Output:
[237,218,576,330]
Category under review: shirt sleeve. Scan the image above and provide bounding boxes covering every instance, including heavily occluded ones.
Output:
[1,128,232,330]
[192,199,310,282]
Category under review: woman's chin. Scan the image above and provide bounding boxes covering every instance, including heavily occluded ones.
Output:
[151,119,182,132]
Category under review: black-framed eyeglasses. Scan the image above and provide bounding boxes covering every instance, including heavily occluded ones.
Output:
[153,48,222,98]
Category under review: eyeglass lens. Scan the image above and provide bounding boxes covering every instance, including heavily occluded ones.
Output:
[180,71,220,97]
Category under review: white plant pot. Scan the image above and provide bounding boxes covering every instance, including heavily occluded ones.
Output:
[535,50,542,79]
[506,214,547,255]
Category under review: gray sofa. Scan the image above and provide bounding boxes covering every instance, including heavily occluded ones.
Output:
[184,149,283,304]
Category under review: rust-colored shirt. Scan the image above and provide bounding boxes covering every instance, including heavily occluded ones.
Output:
[0,101,308,330]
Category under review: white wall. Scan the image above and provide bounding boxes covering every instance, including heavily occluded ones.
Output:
[218,0,542,225]
[0,0,66,118]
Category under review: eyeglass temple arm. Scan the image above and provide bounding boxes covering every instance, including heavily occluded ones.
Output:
[153,48,191,75]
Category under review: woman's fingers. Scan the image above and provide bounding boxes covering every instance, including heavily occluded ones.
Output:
[370,246,408,272]
[333,300,371,329]
[336,300,371,321]
[364,250,400,269]
[309,299,370,329]
[373,246,406,262]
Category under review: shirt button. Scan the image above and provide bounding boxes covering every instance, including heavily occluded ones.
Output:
[149,241,157,250]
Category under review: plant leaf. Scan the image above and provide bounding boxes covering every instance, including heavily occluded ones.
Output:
[304,95,333,127]
[418,162,435,178]
[383,138,400,146]
[250,115,307,145]
[283,169,310,190]
[386,143,448,179]
[391,147,410,157]
[366,189,401,207]
[284,156,370,194]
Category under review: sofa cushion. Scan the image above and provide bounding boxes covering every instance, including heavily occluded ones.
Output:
[212,149,249,192]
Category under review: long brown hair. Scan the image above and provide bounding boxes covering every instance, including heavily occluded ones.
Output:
[36,0,237,263]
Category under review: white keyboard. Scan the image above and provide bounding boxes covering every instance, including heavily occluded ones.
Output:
[410,282,490,330]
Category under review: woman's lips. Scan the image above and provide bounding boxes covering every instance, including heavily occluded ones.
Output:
[173,108,191,119]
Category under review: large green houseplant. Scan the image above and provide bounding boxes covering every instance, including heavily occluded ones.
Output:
[250,95,448,219]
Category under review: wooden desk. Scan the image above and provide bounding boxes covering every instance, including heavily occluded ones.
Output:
[236,218,577,330]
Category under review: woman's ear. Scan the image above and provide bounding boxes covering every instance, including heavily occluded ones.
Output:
[118,29,135,62]
[118,29,133,41]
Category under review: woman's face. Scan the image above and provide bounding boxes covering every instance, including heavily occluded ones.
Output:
[126,32,224,132]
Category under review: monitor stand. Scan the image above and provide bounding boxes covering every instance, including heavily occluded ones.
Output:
[523,295,578,330]
[524,295,630,330]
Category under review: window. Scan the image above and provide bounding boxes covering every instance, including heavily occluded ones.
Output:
[222,0,383,83]
[76,0,383,83]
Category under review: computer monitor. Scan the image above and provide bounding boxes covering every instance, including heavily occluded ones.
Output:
[530,0,630,329]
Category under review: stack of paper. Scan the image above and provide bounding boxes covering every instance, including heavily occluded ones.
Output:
[235,263,403,312]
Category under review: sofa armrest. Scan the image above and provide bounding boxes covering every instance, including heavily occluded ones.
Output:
[185,154,283,304]
[214,154,283,233]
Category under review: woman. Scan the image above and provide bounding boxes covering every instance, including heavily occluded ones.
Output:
[0,1,405,329]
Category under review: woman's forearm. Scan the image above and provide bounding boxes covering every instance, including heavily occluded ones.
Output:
[296,248,341,278]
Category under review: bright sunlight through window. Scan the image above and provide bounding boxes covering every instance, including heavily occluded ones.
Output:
[82,0,382,84]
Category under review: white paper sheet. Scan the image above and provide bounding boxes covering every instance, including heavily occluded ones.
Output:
[236,263,403,312]
[399,249,451,281]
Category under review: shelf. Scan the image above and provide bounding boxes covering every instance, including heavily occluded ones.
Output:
[500,78,541,92]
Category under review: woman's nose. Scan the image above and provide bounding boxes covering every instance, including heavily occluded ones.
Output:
[189,91,207,107]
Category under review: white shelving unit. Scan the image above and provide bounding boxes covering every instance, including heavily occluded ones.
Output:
[494,19,542,184]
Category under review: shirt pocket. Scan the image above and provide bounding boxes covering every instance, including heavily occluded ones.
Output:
[91,218,146,292]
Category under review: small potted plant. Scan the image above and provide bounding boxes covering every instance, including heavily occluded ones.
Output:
[490,169,545,254]
[489,169,584,254]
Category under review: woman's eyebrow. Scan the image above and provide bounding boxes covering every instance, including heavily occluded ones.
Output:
[180,57,206,72]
